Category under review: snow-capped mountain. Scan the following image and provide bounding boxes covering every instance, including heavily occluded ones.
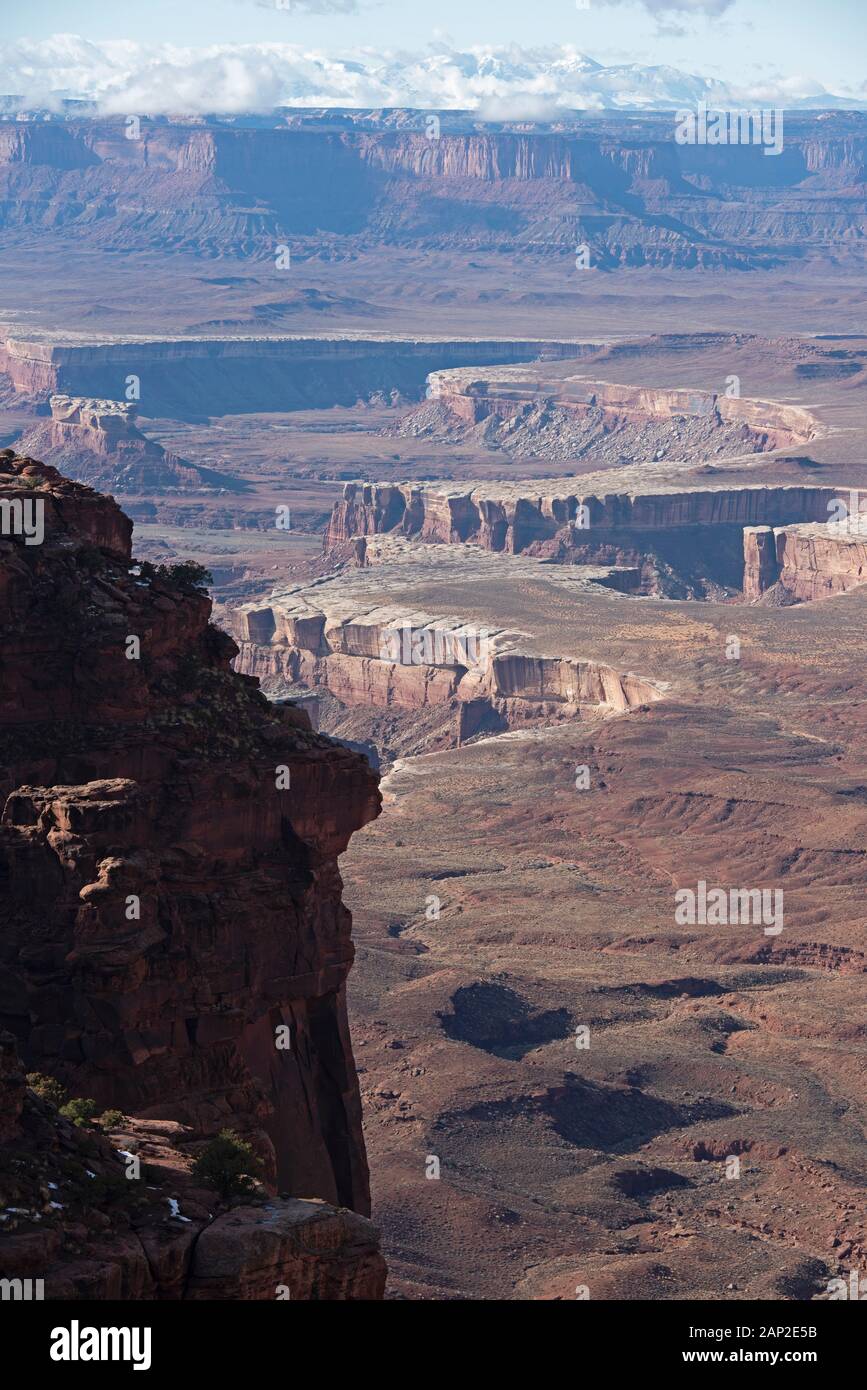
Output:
[0,38,861,117]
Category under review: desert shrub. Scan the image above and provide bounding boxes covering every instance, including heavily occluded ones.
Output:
[59,1097,100,1128]
[141,560,212,591]
[26,1072,67,1107]
[191,1129,261,1200]
[98,1109,125,1129]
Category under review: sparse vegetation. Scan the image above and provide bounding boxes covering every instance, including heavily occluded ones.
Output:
[139,559,213,592]
[26,1072,67,1107]
[59,1097,100,1128]
[191,1129,261,1200]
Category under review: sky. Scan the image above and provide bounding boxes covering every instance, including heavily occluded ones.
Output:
[0,0,864,112]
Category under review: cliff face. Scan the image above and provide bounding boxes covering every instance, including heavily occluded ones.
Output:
[744,522,867,603]
[0,1033,386,1299]
[424,371,818,453]
[326,480,839,554]
[226,585,665,731]
[0,452,381,1225]
[0,336,583,418]
[1,116,866,267]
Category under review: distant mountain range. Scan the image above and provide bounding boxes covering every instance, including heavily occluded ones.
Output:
[0,39,864,117]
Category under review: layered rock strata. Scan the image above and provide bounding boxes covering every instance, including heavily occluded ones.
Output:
[226,558,664,736]
[2,114,866,268]
[0,335,588,417]
[744,522,867,603]
[326,480,840,591]
[422,370,818,454]
[0,451,381,1231]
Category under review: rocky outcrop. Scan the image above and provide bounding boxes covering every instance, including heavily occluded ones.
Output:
[744,522,867,603]
[0,1034,385,1299]
[184,1198,385,1300]
[326,479,838,554]
[226,581,665,733]
[421,370,818,454]
[743,526,783,599]
[0,450,382,1231]
[10,395,240,493]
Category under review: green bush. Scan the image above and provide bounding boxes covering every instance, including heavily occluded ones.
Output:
[26,1072,67,1107]
[59,1097,100,1128]
[143,560,213,592]
[98,1109,125,1129]
[191,1129,261,1200]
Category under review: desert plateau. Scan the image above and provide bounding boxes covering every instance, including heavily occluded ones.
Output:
[0,2,866,1356]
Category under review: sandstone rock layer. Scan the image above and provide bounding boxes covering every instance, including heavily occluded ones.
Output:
[744,522,867,603]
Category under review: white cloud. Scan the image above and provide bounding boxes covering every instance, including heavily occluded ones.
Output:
[596,0,734,12]
[252,0,363,11]
[0,36,851,116]
[476,94,564,123]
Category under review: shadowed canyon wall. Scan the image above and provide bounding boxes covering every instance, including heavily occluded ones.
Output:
[0,1031,386,1299]
[0,336,588,418]
[0,450,380,1223]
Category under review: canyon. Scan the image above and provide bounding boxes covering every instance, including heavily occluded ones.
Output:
[224,545,665,746]
[200,333,867,1302]
[325,475,841,599]
[1,104,866,1307]
[0,334,585,419]
[406,369,819,460]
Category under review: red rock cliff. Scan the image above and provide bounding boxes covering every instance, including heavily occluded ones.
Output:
[0,450,381,1221]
